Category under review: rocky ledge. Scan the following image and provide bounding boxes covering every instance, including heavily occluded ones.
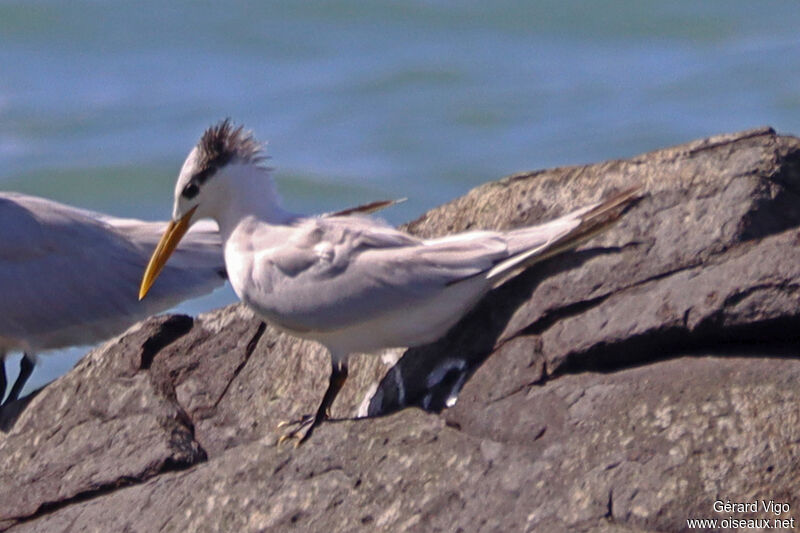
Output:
[2,127,800,532]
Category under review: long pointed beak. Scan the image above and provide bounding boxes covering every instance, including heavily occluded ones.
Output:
[139,206,198,300]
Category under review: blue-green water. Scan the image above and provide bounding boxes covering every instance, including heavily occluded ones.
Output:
[2,0,799,394]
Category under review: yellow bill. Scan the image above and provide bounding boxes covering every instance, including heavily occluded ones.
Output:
[139,206,198,300]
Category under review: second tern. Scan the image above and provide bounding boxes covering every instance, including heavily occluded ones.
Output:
[0,192,226,409]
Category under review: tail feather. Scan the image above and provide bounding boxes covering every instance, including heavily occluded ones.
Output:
[326,198,407,217]
[486,186,641,287]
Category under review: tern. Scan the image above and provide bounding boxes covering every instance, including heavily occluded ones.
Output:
[0,192,227,409]
[140,120,639,443]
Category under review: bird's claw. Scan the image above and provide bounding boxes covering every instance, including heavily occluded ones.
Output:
[277,433,303,448]
[276,414,315,446]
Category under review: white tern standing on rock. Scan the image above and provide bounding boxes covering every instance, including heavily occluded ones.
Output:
[139,119,640,444]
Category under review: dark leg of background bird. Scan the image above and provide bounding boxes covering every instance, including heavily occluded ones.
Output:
[5,354,35,406]
[279,359,349,445]
[0,358,7,406]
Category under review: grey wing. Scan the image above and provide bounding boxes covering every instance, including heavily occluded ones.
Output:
[108,217,225,273]
[0,195,224,352]
[247,197,612,333]
[248,216,512,331]
[12,192,226,272]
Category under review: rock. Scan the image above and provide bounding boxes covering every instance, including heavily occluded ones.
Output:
[2,127,800,531]
[0,315,206,529]
[372,126,800,413]
[446,356,800,530]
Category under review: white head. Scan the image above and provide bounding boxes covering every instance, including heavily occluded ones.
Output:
[140,119,278,300]
[172,119,279,227]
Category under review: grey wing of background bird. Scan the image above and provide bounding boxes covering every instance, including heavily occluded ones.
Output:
[0,193,225,353]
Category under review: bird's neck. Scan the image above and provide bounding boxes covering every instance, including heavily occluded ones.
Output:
[213,164,296,241]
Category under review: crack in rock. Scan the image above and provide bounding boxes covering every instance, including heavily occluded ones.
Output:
[213,321,267,409]
[140,315,195,370]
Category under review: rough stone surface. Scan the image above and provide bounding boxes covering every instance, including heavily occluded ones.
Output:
[0,315,205,528]
[2,127,800,532]
[372,126,800,414]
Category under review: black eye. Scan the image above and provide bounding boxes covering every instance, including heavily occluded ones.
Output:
[182,182,200,199]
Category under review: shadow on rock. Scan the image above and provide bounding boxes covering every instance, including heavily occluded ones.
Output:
[369,246,614,416]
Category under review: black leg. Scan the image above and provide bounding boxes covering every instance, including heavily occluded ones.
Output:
[279,359,349,445]
[309,360,348,428]
[5,354,35,405]
[0,357,7,405]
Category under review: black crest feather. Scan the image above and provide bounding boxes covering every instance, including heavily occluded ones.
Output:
[192,119,265,185]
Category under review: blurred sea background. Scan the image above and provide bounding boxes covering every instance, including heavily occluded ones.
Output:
[1,0,799,394]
